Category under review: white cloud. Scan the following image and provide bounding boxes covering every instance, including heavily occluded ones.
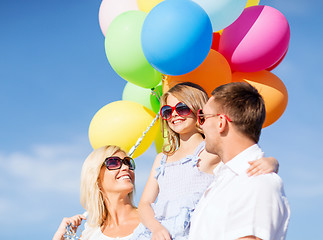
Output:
[0,137,159,227]
[0,137,92,227]
[0,137,91,195]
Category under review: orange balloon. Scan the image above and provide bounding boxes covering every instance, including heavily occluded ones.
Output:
[164,50,232,96]
[232,71,288,128]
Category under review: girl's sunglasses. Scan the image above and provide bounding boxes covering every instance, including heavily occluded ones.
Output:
[160,102,191,120]
[197,109,232,125]
[104,156,135,170]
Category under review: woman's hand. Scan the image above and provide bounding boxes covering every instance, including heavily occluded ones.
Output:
[247,157,279,177]
[151,225,172,240]
[52,214,86,240]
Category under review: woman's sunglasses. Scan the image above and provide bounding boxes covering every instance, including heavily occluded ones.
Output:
[160,102,191,120]
[197,109,232,125]
[104,156,135,170]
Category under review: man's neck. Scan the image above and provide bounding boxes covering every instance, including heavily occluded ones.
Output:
[220,137,256,164]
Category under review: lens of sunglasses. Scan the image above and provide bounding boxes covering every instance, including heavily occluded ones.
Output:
[197,109,205,125]
[160,102,191,120]
[105,157,135,170]
[160,105,173,120]
[105,157,121,170]
[176,102,191,116]
[123,157,135,170]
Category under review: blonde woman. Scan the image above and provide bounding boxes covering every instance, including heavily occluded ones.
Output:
[53,145,140,240]
[132,82,279,240]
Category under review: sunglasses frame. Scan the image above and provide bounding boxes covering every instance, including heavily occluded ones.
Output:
[104,156,136,170]
[160,102,191,120]
[197,109,232,125]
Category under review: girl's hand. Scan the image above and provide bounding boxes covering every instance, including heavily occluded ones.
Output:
[151,225,172,240]
[247,157,279,177]
[52,214,86,240]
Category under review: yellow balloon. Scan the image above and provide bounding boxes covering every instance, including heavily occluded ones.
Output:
[137,0,163,13]
[246,0,260,8]
[89,100,160,158]
[154,129,164,154]
[154,128,170,154]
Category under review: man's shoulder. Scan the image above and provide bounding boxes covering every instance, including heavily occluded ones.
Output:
[246,173,285,196]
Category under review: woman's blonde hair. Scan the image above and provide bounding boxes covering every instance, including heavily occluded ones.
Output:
[80,145,134,228]
[160,82,209,155]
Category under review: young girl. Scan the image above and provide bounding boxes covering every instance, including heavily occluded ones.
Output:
[131,82,278,240]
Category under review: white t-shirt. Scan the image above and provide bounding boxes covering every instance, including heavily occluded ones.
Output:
[189,144,290,240]
[81,224,134,240]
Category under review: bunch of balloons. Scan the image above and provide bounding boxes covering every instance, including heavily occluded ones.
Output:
[89,0,290,157]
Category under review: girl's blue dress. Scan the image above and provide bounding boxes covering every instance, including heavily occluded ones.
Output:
[132,141,214,240]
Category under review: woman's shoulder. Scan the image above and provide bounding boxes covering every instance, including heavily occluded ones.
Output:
[81,223,100,240]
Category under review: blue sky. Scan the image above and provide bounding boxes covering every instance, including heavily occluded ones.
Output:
[0,0,322,239]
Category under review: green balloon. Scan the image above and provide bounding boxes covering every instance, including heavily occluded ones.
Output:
[122,82,162,114]
[105,11,162,89]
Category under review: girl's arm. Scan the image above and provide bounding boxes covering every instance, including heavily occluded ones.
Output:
[138,153,172,240]
[52,214,86,240]
[247,157,279,176]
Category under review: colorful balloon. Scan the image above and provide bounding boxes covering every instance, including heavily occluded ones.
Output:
[246,0,260,8]
[219,5,290,72]
[232,71,288,128]
[211,32,221,51]
[192,0,247,32]
[137,0,163,13]
[99,0,138,36]
[122,82,162,113]
[105,11,162,88]
[154,128,164,154]
[89,100,160,158]
[266,48,288,71]
[141,0,213,76]
[164,50,232,96]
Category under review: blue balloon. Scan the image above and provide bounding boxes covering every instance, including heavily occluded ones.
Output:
[141,0,213,76]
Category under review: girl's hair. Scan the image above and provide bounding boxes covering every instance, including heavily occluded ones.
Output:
[80,145,134,228]
[160,82,209,155]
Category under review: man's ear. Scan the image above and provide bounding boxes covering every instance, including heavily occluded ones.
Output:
[218,115,228,133]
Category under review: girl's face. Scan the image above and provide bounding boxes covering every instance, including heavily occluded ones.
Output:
[98,151,135,197]
[165,94,198,135]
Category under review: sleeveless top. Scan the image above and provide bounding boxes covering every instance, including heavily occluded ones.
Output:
[81,223,139,240]
[131,141,215,240]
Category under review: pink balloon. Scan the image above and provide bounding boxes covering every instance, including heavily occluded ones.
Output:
[219,5,290,72]
[266,47,288,71]
[99,0,138,36]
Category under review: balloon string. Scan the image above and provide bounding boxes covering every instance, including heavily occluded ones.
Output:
[128,113,160,157]
[151,88,162,101]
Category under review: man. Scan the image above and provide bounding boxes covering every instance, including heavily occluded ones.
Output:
[189,82,290,240]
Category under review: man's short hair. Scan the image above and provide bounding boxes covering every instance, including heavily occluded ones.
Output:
[211,82,266,143]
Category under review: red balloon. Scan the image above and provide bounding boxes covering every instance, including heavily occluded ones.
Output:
[211,32,221,51]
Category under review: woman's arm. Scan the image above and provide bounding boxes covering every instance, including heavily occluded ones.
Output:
[247,157,279,176]
[52,214,86,240]
[138,153,172,240]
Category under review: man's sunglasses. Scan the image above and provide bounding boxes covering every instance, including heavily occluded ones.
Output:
[197,109,232,125]
[160,102,191,120]
[104,156,135,170]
